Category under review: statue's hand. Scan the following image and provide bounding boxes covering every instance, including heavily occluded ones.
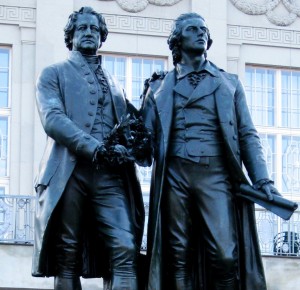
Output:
[109,144,134,164]
[254,179,282,201]
[93,144,134,167]
[93,143,107,164]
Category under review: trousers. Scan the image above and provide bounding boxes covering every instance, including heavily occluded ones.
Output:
[163,156,238,290]
[54,161,138,290]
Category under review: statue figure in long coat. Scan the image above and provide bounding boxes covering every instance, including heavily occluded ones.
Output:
[32,7,144,290]
[140,13,280,290]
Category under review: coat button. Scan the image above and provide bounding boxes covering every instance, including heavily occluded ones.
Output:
[70,156,76,162]
[90,100,96,105]
[88,111,93,116]
[84,71,90,75]
[88,78,94,84]
[84,135,91,139]
[229,120,234,125]
[85,123,91,128]
[90,89,96,94]
[233,135,237,140]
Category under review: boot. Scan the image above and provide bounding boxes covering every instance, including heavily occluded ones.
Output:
[54,276,82,290]
[111,275,138,290]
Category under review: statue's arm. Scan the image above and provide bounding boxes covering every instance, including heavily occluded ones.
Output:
[36,65,101,160]
[234,78,269,183]
[138,87,158,167]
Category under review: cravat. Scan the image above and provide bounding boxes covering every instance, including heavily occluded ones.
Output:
[187,71,207,88]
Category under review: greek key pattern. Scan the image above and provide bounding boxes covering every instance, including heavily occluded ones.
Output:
[228,25,300,47]
[103,13,172,36]
[0,5,36,24]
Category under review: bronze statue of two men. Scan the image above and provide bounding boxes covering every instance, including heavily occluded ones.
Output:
[32,6,281,290]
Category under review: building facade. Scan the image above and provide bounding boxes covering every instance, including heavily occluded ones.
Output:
[0,0,300,289]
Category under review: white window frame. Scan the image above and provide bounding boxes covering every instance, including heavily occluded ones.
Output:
[0,47,11,191]
[246,65,300,201]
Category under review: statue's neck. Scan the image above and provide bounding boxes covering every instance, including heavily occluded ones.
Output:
[180,52,206,71]
[82,54,100,64]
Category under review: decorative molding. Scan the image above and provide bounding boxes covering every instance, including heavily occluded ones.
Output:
[103,13,173,36]
[99,0,182,13]
[228,25,300,47]
[0,5,36,24]
[229,0,300,26]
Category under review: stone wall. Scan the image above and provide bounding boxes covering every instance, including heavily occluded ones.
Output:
[1,244,300,290]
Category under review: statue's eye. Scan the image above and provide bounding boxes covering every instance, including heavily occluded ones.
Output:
[200,27,208,33]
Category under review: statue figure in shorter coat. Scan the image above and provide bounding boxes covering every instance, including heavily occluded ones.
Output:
[140,13,280,290]
[32,7,144,290]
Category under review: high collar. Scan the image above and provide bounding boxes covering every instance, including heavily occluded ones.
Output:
[176,60,217,80]
[68,51,102,64]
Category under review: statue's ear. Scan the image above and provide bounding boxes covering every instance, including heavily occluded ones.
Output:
[207,38,213,50]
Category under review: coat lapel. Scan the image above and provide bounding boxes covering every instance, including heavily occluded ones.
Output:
[173,77,193,99]
[154,70,176,152]
[102,68,126,123]
[186,73,221,105]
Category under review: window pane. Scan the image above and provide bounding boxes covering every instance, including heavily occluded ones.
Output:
[132,59,141,78]
[0,117,8,177]
[102,55,126,87]
[143,59,152,79]
[282,136,300,195]
[0,89,8,107]
[0,71,8,87]
[103,55,166,108]
[0,49,9,68]
[281,71,300,128]
[0,49,9,109]
[245,67,275,126]
[154,60,164,71]
[259,134,276,182]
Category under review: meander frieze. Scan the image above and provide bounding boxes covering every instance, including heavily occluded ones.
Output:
[228,24,300,47]
[98,0,182,13]
[230,0,300,26]
[103,13,173,35]
[0,5,36,24]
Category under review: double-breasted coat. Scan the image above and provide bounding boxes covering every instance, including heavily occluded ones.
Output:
[140,61,268,290]
[32,51,144,278]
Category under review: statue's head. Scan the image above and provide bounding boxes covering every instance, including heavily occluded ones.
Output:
[168,13,213,65]
[64,6,108,54]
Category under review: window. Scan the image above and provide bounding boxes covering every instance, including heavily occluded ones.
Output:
[245,66,300,201]
[0,48,11,194]
[102,55,166,108]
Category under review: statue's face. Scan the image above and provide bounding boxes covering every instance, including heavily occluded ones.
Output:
[72,13,101,55]
[180,17,208,56]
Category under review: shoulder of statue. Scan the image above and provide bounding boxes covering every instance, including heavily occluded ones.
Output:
[209,61,238,82]
[149,70,168,83]
[141,70,168,98]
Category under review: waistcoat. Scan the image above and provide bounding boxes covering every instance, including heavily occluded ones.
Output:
[169,75,224,162]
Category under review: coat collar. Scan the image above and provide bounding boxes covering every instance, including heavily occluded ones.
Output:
[176,60,218,80]
[68,50,102,64]
[174,61,221,102]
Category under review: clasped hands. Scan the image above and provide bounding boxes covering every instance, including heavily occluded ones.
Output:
[253,179,282,201]
[94,143,134,167]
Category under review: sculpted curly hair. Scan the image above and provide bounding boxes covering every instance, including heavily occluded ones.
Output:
[168,13,213,65]
[64,6,108,51]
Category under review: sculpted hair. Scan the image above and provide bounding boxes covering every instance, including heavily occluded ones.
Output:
[168,13,213,65]
[64,6,108,51]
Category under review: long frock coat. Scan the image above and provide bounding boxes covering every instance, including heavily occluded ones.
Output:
[32,51,144,279]
[140,61,268,290]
